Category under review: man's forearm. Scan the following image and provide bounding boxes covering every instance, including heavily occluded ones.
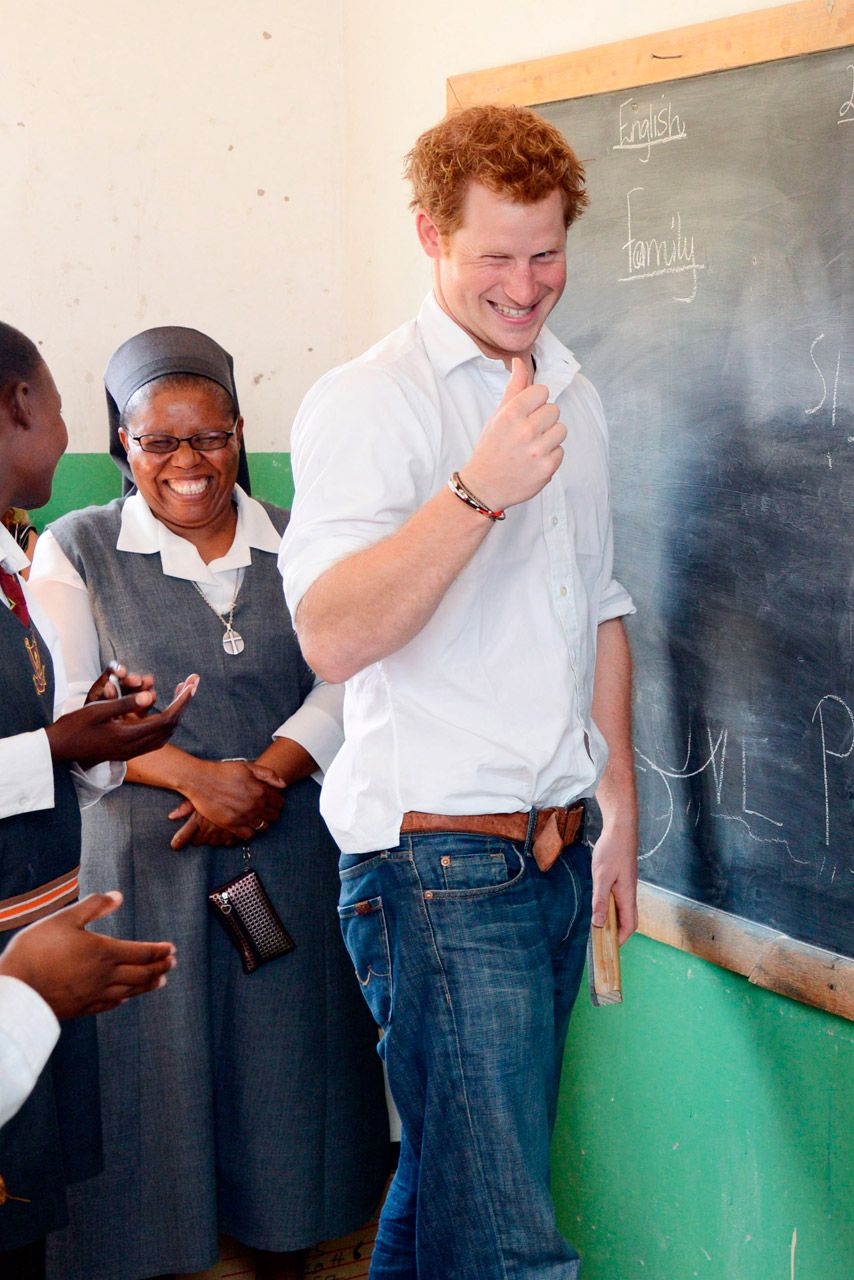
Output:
[295,486,493,683]
[591,617,638,942]
[592,617,637,825]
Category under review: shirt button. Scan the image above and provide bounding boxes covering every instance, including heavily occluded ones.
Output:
[559,586,567,597]
[551,516,559,527]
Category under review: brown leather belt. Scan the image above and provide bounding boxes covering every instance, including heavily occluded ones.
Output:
[399,802,585,873]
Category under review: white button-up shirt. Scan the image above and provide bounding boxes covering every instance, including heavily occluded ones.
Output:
[0,524,121,819]
[281,293,634,853]
[0,974,59,1129]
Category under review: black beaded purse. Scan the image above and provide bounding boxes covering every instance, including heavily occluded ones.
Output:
[208,848,296,974]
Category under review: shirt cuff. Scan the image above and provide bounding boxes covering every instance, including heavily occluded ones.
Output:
[273,687,345,774]
[279,535,372,619]
[0,975,60,1128]
[70,759,127,810]
[0,730,54,820]
[598,577,636,624]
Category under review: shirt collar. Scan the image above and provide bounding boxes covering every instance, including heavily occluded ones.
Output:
[416,291,581,400]
[116,483,281,585]
[0,522,30,576]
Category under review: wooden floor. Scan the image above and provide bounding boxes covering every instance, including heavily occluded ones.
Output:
[186,1208,380,1280]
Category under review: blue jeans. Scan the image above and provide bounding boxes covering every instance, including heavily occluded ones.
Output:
[338,814,592,1280]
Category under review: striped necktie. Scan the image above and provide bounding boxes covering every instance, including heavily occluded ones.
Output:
[0,566,31,628]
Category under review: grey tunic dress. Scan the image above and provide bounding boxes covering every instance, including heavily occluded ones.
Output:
[45,497,389,1280]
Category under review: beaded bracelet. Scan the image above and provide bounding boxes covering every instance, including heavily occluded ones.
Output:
[447,471,506,521]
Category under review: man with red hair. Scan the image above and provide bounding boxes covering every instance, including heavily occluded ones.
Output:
[281,105,638,1279]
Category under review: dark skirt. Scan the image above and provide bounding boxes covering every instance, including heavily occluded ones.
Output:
[45,777,390,1280]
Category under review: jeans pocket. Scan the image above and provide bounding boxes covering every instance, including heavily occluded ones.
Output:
[555,844,592,945]
[338,896,393,1029]
[557,856,582,944]
[419,836,527,899]
[440,846,508,891]
[339,851,388,880]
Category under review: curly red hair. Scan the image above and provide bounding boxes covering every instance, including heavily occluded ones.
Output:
[404,104,588,236]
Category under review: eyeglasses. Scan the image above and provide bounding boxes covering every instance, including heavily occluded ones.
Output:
[127,421,239,455]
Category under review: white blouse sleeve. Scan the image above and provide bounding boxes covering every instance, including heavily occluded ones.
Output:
[28,531,125,804]
[28,530,103,713]
[272,678,345,774]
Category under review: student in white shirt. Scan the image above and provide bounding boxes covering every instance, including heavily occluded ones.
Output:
[0,319,189,1279]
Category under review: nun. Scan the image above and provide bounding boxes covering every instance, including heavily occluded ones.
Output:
[29,327,389,1280]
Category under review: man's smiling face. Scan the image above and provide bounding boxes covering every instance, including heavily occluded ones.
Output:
[420,181,567,369]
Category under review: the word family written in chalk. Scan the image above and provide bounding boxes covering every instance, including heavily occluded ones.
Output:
[618,186,705,303]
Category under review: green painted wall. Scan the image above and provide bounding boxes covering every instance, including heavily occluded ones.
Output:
[32,452,854,1280]
[30,451,295,528]
[556,936,852,1280]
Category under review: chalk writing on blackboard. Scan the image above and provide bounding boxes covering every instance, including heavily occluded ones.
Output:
[804,333,841,428]
[634,728,795,862]
[635,697,854,877]
[618,186,705,302]
[838,64,854,123]
[612,95,687,162]
[812,694,854,848]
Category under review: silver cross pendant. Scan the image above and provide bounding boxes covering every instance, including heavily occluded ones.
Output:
[222,628,245,656]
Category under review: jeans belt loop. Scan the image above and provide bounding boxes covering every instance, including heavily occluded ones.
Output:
[524,806,539,857]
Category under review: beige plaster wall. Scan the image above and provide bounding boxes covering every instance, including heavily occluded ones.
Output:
[1,0,345,452]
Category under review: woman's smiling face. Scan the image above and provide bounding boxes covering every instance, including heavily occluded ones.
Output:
[120,378,243,539]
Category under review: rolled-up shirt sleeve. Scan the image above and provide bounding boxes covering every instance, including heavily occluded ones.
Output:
[599,576,635,623]
[279,364,437,618]
[272,679,344,774]
[580,381,636,626]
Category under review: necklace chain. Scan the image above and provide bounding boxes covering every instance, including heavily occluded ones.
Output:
[191,574,242,628]
[191,572,246,655]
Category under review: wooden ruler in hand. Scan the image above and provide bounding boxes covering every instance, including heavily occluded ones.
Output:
[588,893,622,1006]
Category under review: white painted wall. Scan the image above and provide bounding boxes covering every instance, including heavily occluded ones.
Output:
[1,0,787,451]
[1,0,346,452]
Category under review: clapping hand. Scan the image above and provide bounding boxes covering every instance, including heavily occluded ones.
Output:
[0,892,176,1019]
[47,672,199,769]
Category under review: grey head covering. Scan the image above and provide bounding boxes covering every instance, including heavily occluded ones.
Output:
[105,325,251,495]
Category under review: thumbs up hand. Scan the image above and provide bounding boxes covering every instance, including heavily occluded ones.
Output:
[499,354,532,405]
[461,357,566,511]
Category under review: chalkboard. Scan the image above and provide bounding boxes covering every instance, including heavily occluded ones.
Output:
[538,45,853,958]
[449,3,854,1007]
